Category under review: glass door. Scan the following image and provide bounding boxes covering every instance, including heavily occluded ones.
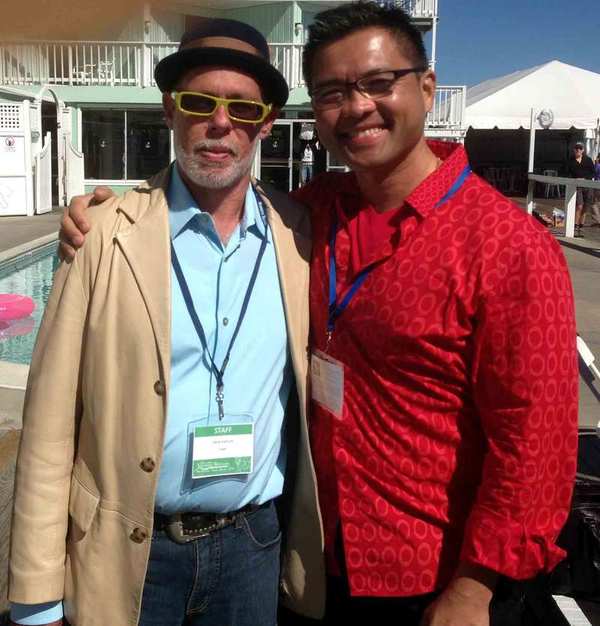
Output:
[260,120,293,193]
[259,119,346,192]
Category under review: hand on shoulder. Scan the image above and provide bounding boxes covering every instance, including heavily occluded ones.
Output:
[59,186,116,261]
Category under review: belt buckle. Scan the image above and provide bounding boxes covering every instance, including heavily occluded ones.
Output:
[164,513,212,544]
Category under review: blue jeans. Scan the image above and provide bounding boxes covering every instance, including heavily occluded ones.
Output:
[300,164,313,185]
[139,501,281,626]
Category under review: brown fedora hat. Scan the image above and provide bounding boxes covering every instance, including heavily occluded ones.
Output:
[154,18,289,108]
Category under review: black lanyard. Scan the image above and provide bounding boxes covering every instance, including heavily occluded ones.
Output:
[170,189,268,420]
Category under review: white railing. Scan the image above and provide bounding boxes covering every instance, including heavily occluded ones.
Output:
[146,42,178,86]
[527,174,600,238]
[0,40,463,129]
[0,41,152,87]
[1,40,307,89]
[398,0,438,18]
[427,86,465,128]
[269,43,304,91]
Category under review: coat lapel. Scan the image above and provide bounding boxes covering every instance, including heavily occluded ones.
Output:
[256,184,311,394]
[113,184,172,385]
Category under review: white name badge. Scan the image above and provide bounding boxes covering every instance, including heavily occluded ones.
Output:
[192,424,254,479]
[311,350,344,419]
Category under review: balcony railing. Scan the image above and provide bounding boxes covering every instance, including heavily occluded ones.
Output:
[0,41,164,87]
[0,39,463,129]
[427,86,466,129]
[397,0,438,18]
[0,40,306,89]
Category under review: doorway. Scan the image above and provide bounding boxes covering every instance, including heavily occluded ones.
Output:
[260,120,328,193]
[41,101,58,205]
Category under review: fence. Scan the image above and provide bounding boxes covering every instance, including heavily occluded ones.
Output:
[527,174,600,237]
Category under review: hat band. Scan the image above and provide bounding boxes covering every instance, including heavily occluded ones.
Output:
[181,36,266,60]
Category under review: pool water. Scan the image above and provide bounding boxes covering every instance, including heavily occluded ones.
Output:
[0,243,58,365]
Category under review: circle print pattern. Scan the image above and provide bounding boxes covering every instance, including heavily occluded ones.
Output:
[304,144,578,597]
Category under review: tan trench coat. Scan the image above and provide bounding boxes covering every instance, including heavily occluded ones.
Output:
[9,169,325,625]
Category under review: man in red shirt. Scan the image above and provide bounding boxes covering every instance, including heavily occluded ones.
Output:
[60,4,578,625]
[289,3,578,625]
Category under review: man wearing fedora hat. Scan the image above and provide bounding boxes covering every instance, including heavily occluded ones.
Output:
[8,19,325,626]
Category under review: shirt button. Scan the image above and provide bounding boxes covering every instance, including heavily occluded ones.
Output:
[223,317,229,326]
[140,457,156,473]
[153,380,165,396]
[130,527,148,543]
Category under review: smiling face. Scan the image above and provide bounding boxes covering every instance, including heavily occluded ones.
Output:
[163,66,276,191]
[310,27,435,177]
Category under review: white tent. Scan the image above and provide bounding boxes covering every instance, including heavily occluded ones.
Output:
[466,60,600,131]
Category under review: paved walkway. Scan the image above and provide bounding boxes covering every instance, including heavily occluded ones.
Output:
[0,210,62,260]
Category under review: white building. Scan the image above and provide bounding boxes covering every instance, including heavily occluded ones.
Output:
[0,0,466,215]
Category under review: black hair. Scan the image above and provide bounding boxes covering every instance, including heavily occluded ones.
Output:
[302,1,429,90]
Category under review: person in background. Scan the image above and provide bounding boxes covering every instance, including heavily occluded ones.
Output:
[59,3,579,625]
[566,141,596,236]
[300,141,315,185]
[592,153,600,227]
[9,19,325,626]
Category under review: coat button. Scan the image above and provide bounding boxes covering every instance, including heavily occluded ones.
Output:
[140,457,156,473]
[153,380,165,396]
[130,527,148,543]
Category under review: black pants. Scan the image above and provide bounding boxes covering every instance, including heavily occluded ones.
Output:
[279,575,571,626]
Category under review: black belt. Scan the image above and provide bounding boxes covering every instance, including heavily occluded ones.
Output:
[154,501,266,544]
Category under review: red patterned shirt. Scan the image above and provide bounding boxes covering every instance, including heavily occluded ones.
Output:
[292,141,578,597]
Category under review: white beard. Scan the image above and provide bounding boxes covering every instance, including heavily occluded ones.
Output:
[175,136,258,190]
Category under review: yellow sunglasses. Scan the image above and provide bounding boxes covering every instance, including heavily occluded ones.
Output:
[172,91,272,124]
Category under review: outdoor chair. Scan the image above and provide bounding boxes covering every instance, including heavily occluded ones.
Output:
[543,169,561,198]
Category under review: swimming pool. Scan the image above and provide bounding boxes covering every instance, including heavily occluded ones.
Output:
[0,242,58,365]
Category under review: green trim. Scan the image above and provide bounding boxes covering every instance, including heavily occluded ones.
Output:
[49,85,163,105]
[84,183,137,194]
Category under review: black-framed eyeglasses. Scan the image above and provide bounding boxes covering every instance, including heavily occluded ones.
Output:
[172,91,272,123]
[310,67,428,110]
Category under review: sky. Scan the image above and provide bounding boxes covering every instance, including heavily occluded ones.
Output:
[431,0,600,87]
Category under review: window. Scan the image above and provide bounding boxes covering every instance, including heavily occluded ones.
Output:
[82,110,124,180]
[127,111,171,180]
[82,109,170,181]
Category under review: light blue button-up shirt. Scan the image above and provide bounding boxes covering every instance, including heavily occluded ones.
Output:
[155,165,292,513]
[12,165,293,624]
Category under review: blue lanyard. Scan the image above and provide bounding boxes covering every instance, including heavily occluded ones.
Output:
[327,164,471,343]
[170,188,268,420]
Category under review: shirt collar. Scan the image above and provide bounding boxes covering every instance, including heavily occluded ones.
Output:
[404,140,469,219]
[331,140,471,278]
[167,163,266,240]
[334,140,469,222]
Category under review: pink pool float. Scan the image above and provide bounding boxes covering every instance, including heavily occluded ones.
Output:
[0,316,35,339]
[0,294,36,321]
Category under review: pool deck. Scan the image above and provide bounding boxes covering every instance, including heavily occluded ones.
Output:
[0,210,62,259]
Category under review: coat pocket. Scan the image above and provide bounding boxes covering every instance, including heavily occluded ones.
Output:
[68,475,100,533]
